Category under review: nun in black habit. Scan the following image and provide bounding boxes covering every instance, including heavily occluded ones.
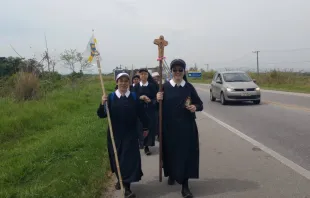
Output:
[133,68,158,155]
[97,72,149,198]
[129,74,140,92]
[156,59,203,198]
[130,74,144,148]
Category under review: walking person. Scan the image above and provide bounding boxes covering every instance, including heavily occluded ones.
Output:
[151,72,160,141]
[97,72,149,198]
[130,74,140,91]
[133,68,158,155]
[156,59,203,198]
[130,74,144,148]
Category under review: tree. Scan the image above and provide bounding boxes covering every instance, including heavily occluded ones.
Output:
[0,57,43,77]
[50,59,56,73]
[19,58,43,75]
[0,57,23,77]
[60,49,78,73]
[76,52,92,72]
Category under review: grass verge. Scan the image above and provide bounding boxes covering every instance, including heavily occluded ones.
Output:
[187,71,310,94]
[0,76,115,198]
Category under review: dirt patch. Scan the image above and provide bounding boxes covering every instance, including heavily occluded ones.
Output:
[101,171,117,198]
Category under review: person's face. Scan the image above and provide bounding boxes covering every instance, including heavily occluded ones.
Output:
[172,65,184,81]
[133,77,140,84]
[117,76,129,91]
[153,76,159,83]
[139,71,148,82]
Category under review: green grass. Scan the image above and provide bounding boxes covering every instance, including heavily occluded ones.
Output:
[249,71,310,94]
[0,76,115,198]
[258,84,310,93]
[188,78,212,84]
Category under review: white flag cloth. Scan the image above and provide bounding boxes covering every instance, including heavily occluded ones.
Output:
[83,32,102,63]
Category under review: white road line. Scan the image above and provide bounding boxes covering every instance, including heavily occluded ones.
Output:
[261,89,310,98]
[200,111,310,181]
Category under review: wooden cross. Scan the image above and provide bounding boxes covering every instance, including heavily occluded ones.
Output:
[153,35,168,183]
[154,35,168,58]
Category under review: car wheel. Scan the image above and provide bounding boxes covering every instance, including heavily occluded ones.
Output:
[210,90,216,101]
[220,92,227,105]
[253,100,260,105]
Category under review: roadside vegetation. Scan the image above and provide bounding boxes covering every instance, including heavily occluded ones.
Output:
[1,56,115,198]
[187,69,310,93]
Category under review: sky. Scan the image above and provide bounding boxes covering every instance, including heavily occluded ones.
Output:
[1,0,310,74]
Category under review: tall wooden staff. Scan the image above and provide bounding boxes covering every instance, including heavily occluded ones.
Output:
[153,35,168,182]
[96,55,125,195]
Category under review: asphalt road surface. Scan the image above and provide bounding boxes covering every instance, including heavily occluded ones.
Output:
[107,84,310,198]
[195,84,310,172]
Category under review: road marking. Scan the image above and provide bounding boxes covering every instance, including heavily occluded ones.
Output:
[193,83,310,97]
[264,101,310,113]
[200,111,310,181]
[262,89,310,98]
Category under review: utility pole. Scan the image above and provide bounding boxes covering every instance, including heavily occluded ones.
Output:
[252,51,260,77]
[194,63,198,71]
[204,64,209,72]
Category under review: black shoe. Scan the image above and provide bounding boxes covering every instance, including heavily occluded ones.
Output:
[144,146,151,155]
[124,188,136,198]
[168,176,175,185]
[181,187,193,198]
[115,181,120,190]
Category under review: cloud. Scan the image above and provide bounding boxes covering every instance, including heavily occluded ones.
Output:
[1,0,310,73]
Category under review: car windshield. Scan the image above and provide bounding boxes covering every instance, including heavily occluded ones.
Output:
[223,73,252,82]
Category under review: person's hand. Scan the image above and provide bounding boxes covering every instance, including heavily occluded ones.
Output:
[102,94,108,104]
[156,92,163,101]
[144,96,151,103]
[143,130,149,137]
[186,105,196,112]
[140,95,151,103]
[139,95,146,100]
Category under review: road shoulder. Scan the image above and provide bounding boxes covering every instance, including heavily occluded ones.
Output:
[108,113,310,198]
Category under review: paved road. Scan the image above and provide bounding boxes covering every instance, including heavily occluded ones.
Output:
[195,84,310,171]
[107,85,310,198]
[196,83,310,109]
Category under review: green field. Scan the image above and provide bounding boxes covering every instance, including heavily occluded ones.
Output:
[0,76,115,198]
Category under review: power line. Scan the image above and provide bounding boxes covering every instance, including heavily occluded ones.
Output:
[260,48,310,52]
[9,44,24,59]
[208,53,253,65]
[261,60,310,64]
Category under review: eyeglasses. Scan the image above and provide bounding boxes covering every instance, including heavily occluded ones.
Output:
[172,69,184,73]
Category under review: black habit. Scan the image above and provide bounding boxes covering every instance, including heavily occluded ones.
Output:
[161,79,203,184]
[97,90,148,183]
[130,83,144,147]
[133,81,158,147]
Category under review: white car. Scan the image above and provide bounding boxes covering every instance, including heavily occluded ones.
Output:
[210,71,261,105]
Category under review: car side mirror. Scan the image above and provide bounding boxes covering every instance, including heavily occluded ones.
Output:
[216,80,222,84]
[253,79,257,84]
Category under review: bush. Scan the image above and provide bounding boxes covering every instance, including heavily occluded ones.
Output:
[14,72,40,101]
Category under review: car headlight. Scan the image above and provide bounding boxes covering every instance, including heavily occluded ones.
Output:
[226,88,233,92]
[255,87,260,91]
